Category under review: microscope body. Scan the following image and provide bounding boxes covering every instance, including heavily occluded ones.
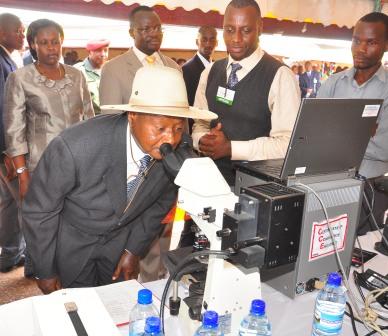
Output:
[173,158,304,334]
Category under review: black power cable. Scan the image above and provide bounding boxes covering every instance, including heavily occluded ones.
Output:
[346,302,359,336]
[363,326,388,336]
[159,249,232,334]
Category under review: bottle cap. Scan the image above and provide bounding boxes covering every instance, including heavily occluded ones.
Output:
[202,310,219,328]
[250,299,265,316]
[145,316,161,333]
[138,289,153,304]
[327,272,342,287]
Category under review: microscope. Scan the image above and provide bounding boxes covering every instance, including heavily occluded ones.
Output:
[160,144,305,334]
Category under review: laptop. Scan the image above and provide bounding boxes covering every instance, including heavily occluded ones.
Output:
[235,98,382,181]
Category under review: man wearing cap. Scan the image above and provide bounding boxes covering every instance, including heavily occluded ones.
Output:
[75,39,110,114]
[22,65,216,293]
[99,5,180,114]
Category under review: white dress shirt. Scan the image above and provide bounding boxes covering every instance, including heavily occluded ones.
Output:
[197,52,211,68]
[192,46,301,161]
[132,46,163,66]
[126,125,147,183]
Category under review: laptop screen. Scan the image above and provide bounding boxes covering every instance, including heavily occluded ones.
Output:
[280,98,382,179]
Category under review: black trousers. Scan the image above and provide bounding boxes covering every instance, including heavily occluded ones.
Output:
[358,178,388,235]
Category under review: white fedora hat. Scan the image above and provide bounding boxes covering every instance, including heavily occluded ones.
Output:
[100,65,217,120]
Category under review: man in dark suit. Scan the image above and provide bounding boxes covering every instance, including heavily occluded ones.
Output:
[99,6,181,281]
[0,13,25,273]
[299,61,321,98]
[183,26,218,133]
[22,66,216,293]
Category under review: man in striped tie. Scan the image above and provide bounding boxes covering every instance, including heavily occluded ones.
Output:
[22,65,216,293]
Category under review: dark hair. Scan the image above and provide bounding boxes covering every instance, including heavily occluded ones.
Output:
[358,12,388,39]
[27,19,64,60]
[226,0,261,17]
[0,13,21,30]
[129,5,155,29]
[198,25,217,36]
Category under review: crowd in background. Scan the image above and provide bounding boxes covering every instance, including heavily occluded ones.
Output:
[0,0,387,297]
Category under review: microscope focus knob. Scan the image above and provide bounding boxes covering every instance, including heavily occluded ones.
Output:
[216,228,231,238]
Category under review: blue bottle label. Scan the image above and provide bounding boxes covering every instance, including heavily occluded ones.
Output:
[313,299,345,334]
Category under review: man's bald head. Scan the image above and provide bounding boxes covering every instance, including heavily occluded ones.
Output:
[0,13,21,30]
[0,13,24,52]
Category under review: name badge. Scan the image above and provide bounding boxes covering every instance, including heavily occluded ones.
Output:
[216,86,235,106]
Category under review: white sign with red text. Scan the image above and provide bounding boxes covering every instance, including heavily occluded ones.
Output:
[309,214,349,261]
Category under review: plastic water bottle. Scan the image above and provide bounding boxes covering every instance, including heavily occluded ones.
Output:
[311,272,346,336]
[194,310,223,335]
[239,299,271,335]
[143,316,164,336]
[129,289,159,336]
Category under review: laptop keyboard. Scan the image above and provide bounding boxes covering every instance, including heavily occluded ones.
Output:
[249,161,283,176]
[259,164,282,175]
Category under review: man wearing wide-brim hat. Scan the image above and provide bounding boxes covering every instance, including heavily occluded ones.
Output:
[22,65,217,293]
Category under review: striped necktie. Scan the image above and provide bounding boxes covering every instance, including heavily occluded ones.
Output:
[127,155,152,200]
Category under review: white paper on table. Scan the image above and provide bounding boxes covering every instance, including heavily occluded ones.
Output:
[32,287,121,336]
[95,279,165,326]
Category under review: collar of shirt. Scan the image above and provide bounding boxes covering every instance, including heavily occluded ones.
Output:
[342,65,387,87]
[84,57,101,75]
[0,45,18,68]
[226,46,264,83]
[132,46,162,66]
[126,124,147,181]
[197,52,211,67]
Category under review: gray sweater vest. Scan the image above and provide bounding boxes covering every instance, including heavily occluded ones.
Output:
[205,53,283,184]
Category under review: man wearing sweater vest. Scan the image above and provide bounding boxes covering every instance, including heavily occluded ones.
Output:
[192,0,300,186]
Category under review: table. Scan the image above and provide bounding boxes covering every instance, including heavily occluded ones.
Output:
[0,231,386,335]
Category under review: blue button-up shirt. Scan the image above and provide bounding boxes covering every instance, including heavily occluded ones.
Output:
[317,65,388,178]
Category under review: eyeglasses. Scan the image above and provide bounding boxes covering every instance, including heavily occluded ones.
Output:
[135,25,164,35]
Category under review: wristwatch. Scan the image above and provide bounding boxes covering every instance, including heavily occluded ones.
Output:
[16,166,28,174]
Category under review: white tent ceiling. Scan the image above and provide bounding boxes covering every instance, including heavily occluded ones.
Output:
[84,0,388,28]
[2,6,357,64]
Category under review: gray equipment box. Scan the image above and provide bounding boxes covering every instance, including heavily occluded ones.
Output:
[235,170,363,298]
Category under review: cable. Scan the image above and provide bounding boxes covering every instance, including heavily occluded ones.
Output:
[296,182,388,335]
[363,287,388,335]
[363,191,388,248]
[356,236,365,274]
[358,180,376,235]
[346,301,360,336]
[354,270,366,302]
[159,249,232,334]
[363,326,388,336]
[294,182,366,325]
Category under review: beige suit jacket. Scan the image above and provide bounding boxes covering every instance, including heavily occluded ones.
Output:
[99,48,180,114]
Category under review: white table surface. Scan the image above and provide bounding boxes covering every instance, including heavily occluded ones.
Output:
[0,231,386,336]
